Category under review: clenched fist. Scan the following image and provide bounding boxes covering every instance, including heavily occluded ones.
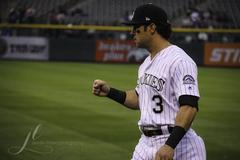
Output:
[155,144,174,160]
[92,79,110,97]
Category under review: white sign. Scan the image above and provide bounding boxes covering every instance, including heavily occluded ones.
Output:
[1,36,49,60]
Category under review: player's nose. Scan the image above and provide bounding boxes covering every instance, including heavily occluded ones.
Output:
[130,26,136,35]
[130,28,136,39]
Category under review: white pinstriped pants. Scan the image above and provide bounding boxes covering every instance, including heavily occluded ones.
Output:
[131,129,206,160]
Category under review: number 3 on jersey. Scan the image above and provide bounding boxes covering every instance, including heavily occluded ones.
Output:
[152,95,163,113]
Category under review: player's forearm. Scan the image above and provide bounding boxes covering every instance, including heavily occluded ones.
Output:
[165,105,197,149]
[175,105,197,130]
[124,90,139,110]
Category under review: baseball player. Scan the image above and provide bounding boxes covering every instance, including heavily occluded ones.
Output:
[92,3,206,160]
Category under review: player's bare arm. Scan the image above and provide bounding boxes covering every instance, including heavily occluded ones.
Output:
[156,105,198,160]
[175,105,198,130]
[124,90,139,110]
[92,79,139,109]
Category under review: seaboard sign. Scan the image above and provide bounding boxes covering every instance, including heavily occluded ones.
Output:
[0,36,49,60]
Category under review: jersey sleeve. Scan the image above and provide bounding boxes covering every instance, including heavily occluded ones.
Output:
[135,65,142,96]
[135,79,139,95]
[172,60,200,100]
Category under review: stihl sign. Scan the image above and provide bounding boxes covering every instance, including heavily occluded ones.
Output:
[210,48,240,62]
[204,43,240,67]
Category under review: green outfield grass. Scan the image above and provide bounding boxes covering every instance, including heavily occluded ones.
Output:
[0,60,239,160]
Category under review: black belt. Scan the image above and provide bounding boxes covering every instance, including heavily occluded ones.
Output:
[140,125,173,137]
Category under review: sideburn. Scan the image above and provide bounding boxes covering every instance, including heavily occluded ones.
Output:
[144,25,155,35]
[144,25,148,31]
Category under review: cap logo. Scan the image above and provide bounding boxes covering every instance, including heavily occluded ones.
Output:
[130,11,135,20]
[145,17,150,21]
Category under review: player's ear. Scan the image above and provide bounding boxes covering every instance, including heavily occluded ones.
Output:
[149,23,156,35]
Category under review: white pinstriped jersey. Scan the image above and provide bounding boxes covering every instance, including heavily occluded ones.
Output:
[135,45,200,126]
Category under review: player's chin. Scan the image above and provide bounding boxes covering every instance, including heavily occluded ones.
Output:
[135,41,144,48]
[135,42,140,48]
[137,44,146,49]
[133,39,138,46]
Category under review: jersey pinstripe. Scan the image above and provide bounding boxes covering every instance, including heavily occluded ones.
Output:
[135,45,200,126]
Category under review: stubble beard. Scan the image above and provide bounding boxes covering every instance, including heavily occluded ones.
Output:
[136,40,149,50]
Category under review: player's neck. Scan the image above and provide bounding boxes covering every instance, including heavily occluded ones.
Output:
[149,39,171,59]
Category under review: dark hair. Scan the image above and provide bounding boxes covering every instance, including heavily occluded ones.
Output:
[141,22,171,40]
[156,23,172,40]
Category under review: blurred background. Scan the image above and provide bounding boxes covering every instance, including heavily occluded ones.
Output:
[0,0,240,64]
[0,0,240,160]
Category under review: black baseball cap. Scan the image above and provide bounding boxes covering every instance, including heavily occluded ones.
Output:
[122,3,169,26]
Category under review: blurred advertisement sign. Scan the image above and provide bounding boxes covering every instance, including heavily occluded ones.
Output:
[0,36,49,60]
[204,43,240,67]
[95,40,148,63]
